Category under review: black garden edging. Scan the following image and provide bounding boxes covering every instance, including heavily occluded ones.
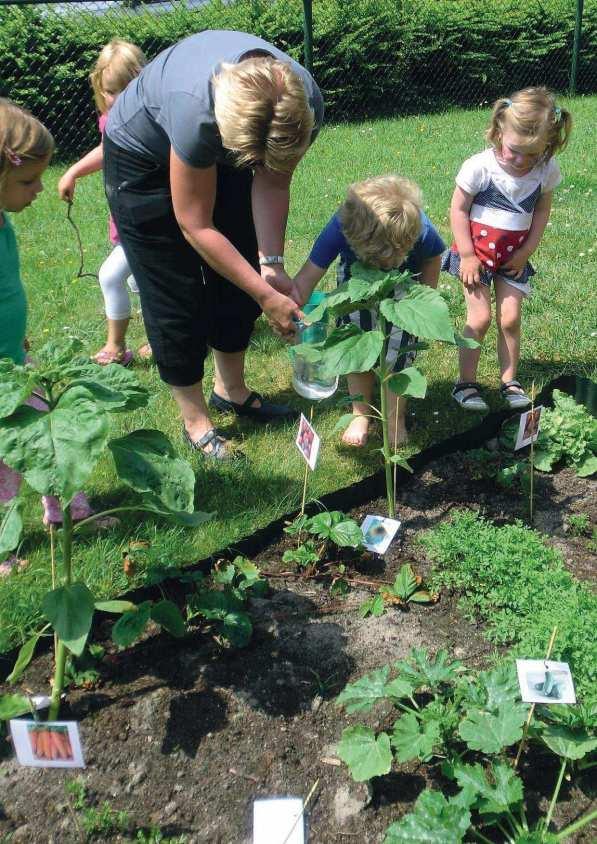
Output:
[1,374,594,678]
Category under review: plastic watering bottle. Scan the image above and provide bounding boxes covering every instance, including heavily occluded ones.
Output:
[292,291,339,400]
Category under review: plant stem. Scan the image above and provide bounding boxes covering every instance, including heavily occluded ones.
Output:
[470,830,496,844]
[545,757,567,833]
[529,381,535,525]
[555,808,597,840]
[49,503,72,721]
[378,315,394,518]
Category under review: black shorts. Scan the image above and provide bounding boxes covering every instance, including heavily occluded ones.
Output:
[103,135,261,386]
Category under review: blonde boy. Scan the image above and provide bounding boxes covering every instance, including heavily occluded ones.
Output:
[293,175,445,447]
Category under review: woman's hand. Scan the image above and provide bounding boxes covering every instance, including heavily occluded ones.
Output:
[261,263,294,296]
[500,247,530,279]
[260,288,303,339]
[459,254,483,288]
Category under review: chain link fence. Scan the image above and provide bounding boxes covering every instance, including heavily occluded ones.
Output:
[0,0,595,159]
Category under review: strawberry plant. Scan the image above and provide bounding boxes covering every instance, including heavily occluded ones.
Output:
[0,340,211,720]
[359,564,436,617]
[293,264,477,516]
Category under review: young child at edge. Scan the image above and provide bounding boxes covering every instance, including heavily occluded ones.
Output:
[293,175,445,447]
[444,87,572,412]
[58,39,150,366]
[0,99,94,573]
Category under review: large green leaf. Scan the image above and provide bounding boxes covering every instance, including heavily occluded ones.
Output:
[392,565,418,600]
[0,497,23,559]
[387,367,427,399]
[453,762,523,814]
[94,600,136,614]
[380,286,455,343]
[0,361,36,419]
[150,600,186,638]
[0,693,32,721]
[0,387,109,502]
[112,601,152,648]
[384,676,416,702]
[577,453,597,477]
[108,429,196,514]
[479,663,521,711]
[395,648,461,691]
[330,520,364,548]
[35,338,83,369]
[66,361,148,412]
[459,705,526,754]
[42,582,95,656]
[336,666,391,713]
[384,790,471,843]
[317,325,385,375]
[337,725,392,781]
[541,725,597,760]
[391,711,441,762]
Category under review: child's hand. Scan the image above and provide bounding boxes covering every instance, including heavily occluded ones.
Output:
[500,248,530,280]
[58,172,77,202]
[459,255,483,288]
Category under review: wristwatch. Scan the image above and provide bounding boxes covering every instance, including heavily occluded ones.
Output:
[259,255,285,266]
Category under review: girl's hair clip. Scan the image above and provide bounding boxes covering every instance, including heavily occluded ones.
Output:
[554,105,562,121]
[4,148,23,167]
[503,98,513,107]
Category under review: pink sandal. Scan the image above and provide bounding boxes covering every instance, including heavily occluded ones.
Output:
[92,349,134,367]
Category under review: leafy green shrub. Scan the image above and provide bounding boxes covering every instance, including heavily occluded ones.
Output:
[421,511,597,702]
[336,650,597,843]
[1,0,595,157]
[535,390,597,477]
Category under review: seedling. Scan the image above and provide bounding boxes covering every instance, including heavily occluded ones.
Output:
[0,340,211,719]
[293,264,478,516]
[566,513,591,537]
[359,564,436,617]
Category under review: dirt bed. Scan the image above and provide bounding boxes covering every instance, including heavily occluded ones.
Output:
[1,454,595,843]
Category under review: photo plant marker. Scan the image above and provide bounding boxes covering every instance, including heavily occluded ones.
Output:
[298,406,316,517]
[280,779,319,844]
[0,340,212,721]
[294,263,478,516]
[10,719,85,768]
[513,626,558,770]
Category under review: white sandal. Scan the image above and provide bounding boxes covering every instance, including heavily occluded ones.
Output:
[452,381,488,412]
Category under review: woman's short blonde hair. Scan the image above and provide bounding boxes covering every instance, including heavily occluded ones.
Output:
[0,98,54,193]
[486,86,572,161]
[212,56,314,175]
[90,39,146,114]
[339,175,423,269]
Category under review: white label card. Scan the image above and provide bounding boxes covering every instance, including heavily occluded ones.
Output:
[295,414,320,471]
[9,720,85,768]
[514,406,543,450]
[361,515,401,554]
[254,798,305,844]
[516,659,576,704]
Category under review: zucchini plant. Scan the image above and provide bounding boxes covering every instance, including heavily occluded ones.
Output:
[292,265,478,516]
[335,648,597,843]
[0,340,211,720]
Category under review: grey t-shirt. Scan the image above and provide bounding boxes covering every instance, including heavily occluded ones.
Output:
[106,29,324,168]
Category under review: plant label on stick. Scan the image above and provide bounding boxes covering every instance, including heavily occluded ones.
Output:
[361,515,401,554]
[10,719,85,768]
[253,797,305,844]
[515,406,543,451]
[516,660,576,704]
[295,413,320,471]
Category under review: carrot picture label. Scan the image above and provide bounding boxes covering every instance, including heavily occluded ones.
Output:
[9,720,85,768]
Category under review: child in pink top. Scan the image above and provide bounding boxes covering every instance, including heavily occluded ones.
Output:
[58,40,151,365]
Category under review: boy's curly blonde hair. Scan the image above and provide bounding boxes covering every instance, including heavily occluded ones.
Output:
[0,98,54,193]
[212,56,314,175]
[90,39,146,114]
[487,86,572,161]
[339,175,423,269]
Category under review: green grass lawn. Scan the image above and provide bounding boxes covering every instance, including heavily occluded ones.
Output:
[1,97,595,653]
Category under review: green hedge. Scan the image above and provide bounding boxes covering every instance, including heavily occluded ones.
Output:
[0,0,595,157]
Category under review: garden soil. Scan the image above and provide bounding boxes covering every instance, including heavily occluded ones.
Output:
[1,454,595,843]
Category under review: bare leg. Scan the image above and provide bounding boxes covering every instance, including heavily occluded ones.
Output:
[458,284,492,397]
[94,317,130,360]
[342,371,376,446]
[212,349,261,408]
[495,278,524,388]
[171,381,214,444]
[386,391,408,448]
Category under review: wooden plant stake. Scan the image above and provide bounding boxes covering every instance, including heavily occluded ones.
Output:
[529,381,536,525]
[280,779,319,844]
[513,625,558,770]
[300,405,315,518]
